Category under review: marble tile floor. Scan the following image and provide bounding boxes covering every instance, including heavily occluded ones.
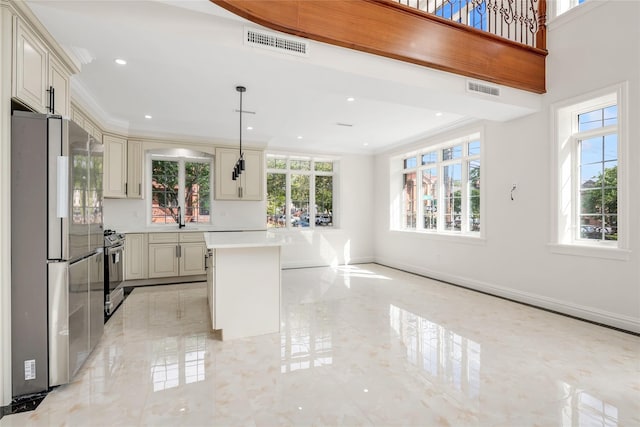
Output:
[1,264,638,426]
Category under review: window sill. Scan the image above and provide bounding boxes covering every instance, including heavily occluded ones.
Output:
[548,243,630,261]
[391,228,486,245]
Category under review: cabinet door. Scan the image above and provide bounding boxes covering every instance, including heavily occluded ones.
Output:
[148,243,179,278]
[179,242,206,276]
[215,147,240,200]
[124,233,148,280]
[48,55,69,118]
[215,147,264,200]
[127,140,143,199]
[14,18,48,113]
[240,150,264,200]
[103,135,127,198]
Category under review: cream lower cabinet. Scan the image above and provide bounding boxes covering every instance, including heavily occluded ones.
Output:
[148,243,180,278]
[148,232,206,278]
[124,233,148,280]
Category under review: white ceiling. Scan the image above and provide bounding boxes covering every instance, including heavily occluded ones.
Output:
[26,0,542,154]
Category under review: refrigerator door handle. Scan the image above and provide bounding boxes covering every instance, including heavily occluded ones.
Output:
[56,156,69,218]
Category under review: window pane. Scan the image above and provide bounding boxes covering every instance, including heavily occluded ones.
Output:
[442,145,462,161]
[315,175,333,227]
[580,136,603,165]
[151,160,179,224]
[443,164,462,231]
[604,134,617,161]
[266,173,286,228]
[184,161,210,224]
[422,168,437,230]
[580,215,603,240]
[580,163,602,188]
[468,160,480,232]
[315,161,333,172]
[404,157,417,169]
[421,152,437,165]
[291,174,309,227]
[578,108,604,132]
[403,172,417,228]
[603,105,618,127]
[267,157,287,169]
[580,189,602,215]
[604,215,618,241]
[468,140,480,156]
[290,160,311,171]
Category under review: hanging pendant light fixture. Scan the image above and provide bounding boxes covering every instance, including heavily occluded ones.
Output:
[232,85,246,181]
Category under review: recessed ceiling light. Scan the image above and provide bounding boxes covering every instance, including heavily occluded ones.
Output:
[363,142,369,146]
[144,114,152,119]
[115,58,127,65]
[247,126,253,130]
[435,112,443,117]
[347,97,355,102]
[297,136,303,140]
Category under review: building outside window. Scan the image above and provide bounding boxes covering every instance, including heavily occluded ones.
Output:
[266,154,336,229]
[150,154,212,225]
[552,83,627,255]
[398,133,481,235]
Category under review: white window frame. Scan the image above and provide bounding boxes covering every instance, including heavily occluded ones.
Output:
[550,83,629,259]
[392,131,483,238]
[265,154,337,229]
[147,152,214,227]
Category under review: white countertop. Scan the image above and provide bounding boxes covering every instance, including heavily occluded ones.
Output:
[204,231,285,249]
[114,226,267,234]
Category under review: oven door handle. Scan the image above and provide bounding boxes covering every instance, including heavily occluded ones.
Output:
[109,245,124,263]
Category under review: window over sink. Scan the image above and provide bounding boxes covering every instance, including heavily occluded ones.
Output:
[148,150,213,226]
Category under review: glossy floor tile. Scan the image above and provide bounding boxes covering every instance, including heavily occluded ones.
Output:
[1,264,638,426]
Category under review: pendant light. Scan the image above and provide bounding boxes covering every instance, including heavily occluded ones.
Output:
[232,85,246,181]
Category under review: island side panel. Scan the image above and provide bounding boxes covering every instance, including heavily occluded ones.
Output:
[215,246,281,339]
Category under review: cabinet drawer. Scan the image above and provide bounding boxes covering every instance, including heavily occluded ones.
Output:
[180,232,205,243]
[148,233,179,243]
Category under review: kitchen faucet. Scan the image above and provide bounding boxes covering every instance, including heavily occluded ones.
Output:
[177,206,185,228]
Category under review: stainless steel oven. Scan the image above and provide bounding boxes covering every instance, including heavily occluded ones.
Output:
[104,230,125,317]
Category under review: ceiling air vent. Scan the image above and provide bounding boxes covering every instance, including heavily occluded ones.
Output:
[467,81,501,97]
[245,28,309,57]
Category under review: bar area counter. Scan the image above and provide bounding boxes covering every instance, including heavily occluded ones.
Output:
[204,231,284,340]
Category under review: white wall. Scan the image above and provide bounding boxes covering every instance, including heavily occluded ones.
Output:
[373,0,640,332]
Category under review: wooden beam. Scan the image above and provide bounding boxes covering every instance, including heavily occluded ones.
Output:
[211,0,547,93]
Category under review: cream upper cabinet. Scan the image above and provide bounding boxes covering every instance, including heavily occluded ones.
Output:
[13,17,70,116]
[103,136,143,199]
[13,18,48,113]
[103,135,128,198]
[124,233,148,281]
[48,55,69,117]
[215,147,264,201]
[127,140,143,199]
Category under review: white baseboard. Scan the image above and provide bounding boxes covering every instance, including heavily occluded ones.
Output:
[376,258,640,334]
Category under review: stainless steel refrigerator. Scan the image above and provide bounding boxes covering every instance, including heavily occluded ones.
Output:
[11,111,104,397]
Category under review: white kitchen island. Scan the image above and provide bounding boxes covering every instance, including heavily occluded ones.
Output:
[203,231,284,340]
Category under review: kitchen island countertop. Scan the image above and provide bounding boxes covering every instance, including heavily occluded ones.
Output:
[203,231,285,249]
